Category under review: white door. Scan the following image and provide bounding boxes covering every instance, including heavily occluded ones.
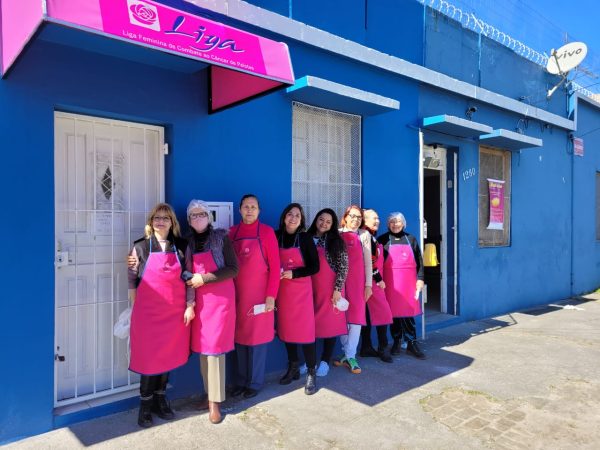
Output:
[54,112,164,406]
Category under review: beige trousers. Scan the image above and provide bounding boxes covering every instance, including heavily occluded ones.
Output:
[200,354,226,402]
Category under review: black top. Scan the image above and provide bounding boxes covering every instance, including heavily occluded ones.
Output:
[377,231,424,281]
[275,230,320,279]
[368,233,383,283]
[128,235,188,289]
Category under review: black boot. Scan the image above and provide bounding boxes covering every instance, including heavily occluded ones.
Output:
[138,398,153,428]
[152,373,175,420]
[305,368,317,395]
[378,346,393,363]
[390,338,401,356]
[279,361,301,385]
[407,340,426,359]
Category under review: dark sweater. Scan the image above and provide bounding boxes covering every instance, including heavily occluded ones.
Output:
[377,231,424,281]
[275,230,320,278]
[128,234,188,289]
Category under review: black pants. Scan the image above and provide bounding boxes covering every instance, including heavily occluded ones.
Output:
[360,305,389,350]
[390,317,417,342]
[320,337,337,365]
[139,372,169,400]
[285,342,317,369]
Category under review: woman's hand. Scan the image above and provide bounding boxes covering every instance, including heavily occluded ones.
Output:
[184,305,195,326]
[126,255,137,268]
[265,296,276,312]
[186,273,205,288]
[128,289,136,305]
[331,289,342,306]
[377,280,386,289]
[281,270,293,280]
[416,280,425,292]
[364,286,373,302]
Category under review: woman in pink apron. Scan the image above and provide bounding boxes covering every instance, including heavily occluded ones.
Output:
[275,203,319,395]
[335,206,373,374]
[305,208,348,378]
[378,212,426,359]
[127,203,193,428]
[229,194,280,399]
[360,209,393,362]
[185,199,238,424]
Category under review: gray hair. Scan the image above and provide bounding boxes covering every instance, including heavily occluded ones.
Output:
[387,212,406,228]
[186,199,213,224]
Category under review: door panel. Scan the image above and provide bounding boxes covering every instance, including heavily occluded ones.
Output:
[54,112,163,406]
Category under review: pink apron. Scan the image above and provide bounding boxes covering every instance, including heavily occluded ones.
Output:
[277,244,315,343]
[190,251,236,355]
[367,243,393,325]
[383,236,422,317]
[340,231,367,326]
[232,223,275,346]
[130,244,190,375]
[312,246,348,338]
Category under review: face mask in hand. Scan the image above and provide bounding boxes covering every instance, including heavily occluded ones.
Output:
[335,298,349,312]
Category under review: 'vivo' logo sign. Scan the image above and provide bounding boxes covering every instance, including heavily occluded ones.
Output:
[546,42,588,75]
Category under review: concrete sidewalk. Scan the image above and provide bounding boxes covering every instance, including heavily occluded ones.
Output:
[7,295,600,450]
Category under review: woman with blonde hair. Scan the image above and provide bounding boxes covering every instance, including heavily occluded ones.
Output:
[128,203,193,428]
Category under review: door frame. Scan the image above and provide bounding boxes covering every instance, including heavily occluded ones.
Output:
[53,111,165,407]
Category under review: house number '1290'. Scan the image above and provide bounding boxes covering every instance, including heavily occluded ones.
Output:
[462,168,475,181]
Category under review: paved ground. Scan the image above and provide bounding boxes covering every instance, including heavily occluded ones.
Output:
[6,294,600,449]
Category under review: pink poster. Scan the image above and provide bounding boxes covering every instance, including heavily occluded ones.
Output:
[487,178,505,230]
[46,0,294,84]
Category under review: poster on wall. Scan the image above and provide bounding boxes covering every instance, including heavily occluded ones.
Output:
[487,178,505,230]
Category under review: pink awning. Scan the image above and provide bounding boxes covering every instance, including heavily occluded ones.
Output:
[0,0,294,112]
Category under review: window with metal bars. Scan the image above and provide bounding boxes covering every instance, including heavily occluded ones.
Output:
[478,146,511,247]
[292,102,362,222]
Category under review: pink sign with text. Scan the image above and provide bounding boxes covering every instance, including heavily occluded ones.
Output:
[487,178,505,230]
[46,0,294,83]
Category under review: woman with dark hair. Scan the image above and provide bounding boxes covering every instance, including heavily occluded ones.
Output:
[304,208,348,377]
[275,203,320,395]
[185,199,238,424]
[335,205,372,374]
[378,212,426,359]
[229,194,280,399]
[359,208,393,363]
[127,203,192,428]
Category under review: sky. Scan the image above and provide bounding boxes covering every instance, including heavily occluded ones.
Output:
[444,0,600,94]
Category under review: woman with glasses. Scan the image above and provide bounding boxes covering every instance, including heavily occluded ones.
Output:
[185,199,238,424]
[334,205,372,374]
[275,203,319,395]
[127,203,192,428]
[305,208,348,378]
[229,194,280,399]
[378,212,426,359]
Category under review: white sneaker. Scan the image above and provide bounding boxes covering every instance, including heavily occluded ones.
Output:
[316,361,329,377]
[299,363,308,375]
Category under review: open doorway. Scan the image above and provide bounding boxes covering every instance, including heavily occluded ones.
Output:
[422,145,457,322]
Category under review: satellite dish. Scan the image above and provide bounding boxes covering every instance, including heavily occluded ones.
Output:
[546,42,588,75]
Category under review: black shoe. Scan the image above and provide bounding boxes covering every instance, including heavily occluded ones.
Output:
[305,368,317,395]
[359,346,380,358]
[279,361,301,385]
[230,386,246,397]
[243,388,258,399]
[152,393,175,420]
[378,347,393,363]
[390,339,401,356]
[138,399,153,428]
[407,340,426,359]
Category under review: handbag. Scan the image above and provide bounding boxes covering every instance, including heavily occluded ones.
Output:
[113,307,132,339]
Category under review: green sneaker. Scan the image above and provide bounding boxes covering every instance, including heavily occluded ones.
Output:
[333,355,347,367]
[344,357,362,374]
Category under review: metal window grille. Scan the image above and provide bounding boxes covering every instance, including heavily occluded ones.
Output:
[478,145,511,247]
[292,102,362,222]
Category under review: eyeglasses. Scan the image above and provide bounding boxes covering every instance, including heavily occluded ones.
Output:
[190,212,209,220]
[347,214,362,220]
[152,215,171,222]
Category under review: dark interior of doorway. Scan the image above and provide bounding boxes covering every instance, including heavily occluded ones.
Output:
[424,168,441,312]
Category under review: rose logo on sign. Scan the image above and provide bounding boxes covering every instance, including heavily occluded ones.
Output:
[127,0,160,31]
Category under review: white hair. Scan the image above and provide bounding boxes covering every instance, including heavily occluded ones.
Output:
[387,212,406,228]
[186,199,213,224]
